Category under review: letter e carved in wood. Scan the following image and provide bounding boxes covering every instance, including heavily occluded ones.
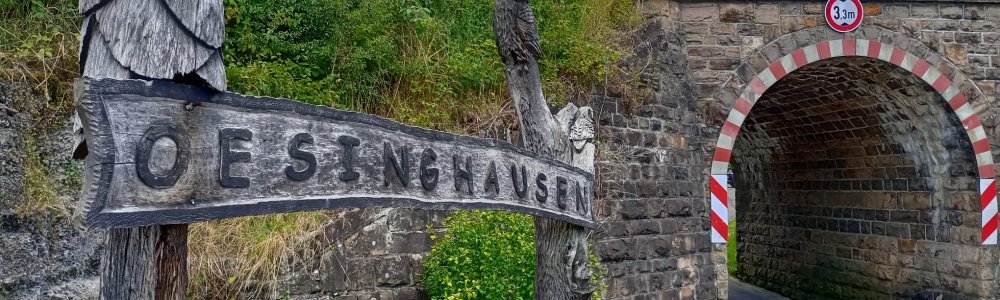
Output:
[219,128,252,188]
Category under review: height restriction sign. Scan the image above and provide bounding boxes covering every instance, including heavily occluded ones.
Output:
[825,0,863,32]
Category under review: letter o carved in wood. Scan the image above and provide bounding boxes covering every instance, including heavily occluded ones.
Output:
[135,124,190,189]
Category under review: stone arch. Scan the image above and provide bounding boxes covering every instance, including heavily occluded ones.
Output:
[708,30,997,245]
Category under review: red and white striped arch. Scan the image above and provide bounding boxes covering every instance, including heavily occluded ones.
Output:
[710,39,998,245]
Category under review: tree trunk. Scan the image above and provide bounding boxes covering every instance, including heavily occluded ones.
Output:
[80,0,225,297]
[100,225,188,299]
[155,224,189,299]
[493,1,595,298]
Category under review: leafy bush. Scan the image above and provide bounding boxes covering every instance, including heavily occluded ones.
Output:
[422,211,605,299]
[422,211,535,299]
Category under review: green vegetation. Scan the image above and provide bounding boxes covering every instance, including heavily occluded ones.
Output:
[222,0,639,129]
[422,211,535,299]
[1,0,79,220]
[422,211,605,299]
[0,0,79,133]
[727,219,737,275]
[18,136,68,221]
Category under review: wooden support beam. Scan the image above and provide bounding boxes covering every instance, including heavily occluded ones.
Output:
[492,0,596,298]
[78,0,225,298]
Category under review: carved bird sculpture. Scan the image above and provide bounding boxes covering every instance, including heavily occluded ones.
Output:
[569,106,594,151]
[492,0,541,64]
[74,0,226,158]
[79,0,226,89]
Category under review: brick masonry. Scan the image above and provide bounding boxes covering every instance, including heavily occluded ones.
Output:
[282,208,447,299]
[588,16,717,299]
[732,56,991,299]
[665,0,1000,299]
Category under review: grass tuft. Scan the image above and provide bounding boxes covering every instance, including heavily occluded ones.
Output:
[187,212,329,299]
[0,0,80,133]
[18,136,68,221]
[727,218,737,275]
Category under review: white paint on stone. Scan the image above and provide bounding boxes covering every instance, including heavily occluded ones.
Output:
[878,45,894,62]
[758,68,777,87]
[956,104,977,128]
[829,39,844,57]
[941,85,960,103]
[712,161,729,175]
[921,66,942,85]
[717,133,736,150]
[856,39,870,57]
[779,54,797,72]
[804,44,819,63]
[900,53,918,72]
[728,109,747,127]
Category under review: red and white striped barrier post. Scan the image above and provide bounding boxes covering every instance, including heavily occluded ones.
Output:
[710,174,729,243]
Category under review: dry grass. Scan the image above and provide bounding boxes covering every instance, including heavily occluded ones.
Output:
[187,212,330,299]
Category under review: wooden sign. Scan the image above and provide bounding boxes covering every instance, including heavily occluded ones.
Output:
[75,78,595,228]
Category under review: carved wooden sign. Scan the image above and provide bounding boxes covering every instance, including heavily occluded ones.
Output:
[75,78,595,228]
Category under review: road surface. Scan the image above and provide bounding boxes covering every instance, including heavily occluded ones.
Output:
[729,278,788,300]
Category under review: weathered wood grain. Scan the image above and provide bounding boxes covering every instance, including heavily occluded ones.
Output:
[100,226,159,299]
[80,16,130,80]
[154,224,188,300]
[82,0,226,91]
[162,0,225,48]
[494,0,596,298]
[79,0,109,14]
[194,51,226,93]
[74,78,596,229]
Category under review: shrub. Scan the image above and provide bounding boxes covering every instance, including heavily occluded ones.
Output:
[422,210,605,299]
[422,211,535,299]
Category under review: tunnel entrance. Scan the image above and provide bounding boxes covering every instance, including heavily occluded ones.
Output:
[707,39,1000,299]
[730,56,983,299]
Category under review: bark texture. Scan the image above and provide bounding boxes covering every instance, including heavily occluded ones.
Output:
[99,225,188,300]
[154,224,189,300]
[493,0,595,298]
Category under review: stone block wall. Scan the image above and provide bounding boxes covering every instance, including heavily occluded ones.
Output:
[283,208,446,299]
[587,16,718,299]
[677,1,1000,122]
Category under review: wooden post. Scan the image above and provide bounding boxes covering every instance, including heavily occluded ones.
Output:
[492,0,596,298]
[77,0,225,298]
